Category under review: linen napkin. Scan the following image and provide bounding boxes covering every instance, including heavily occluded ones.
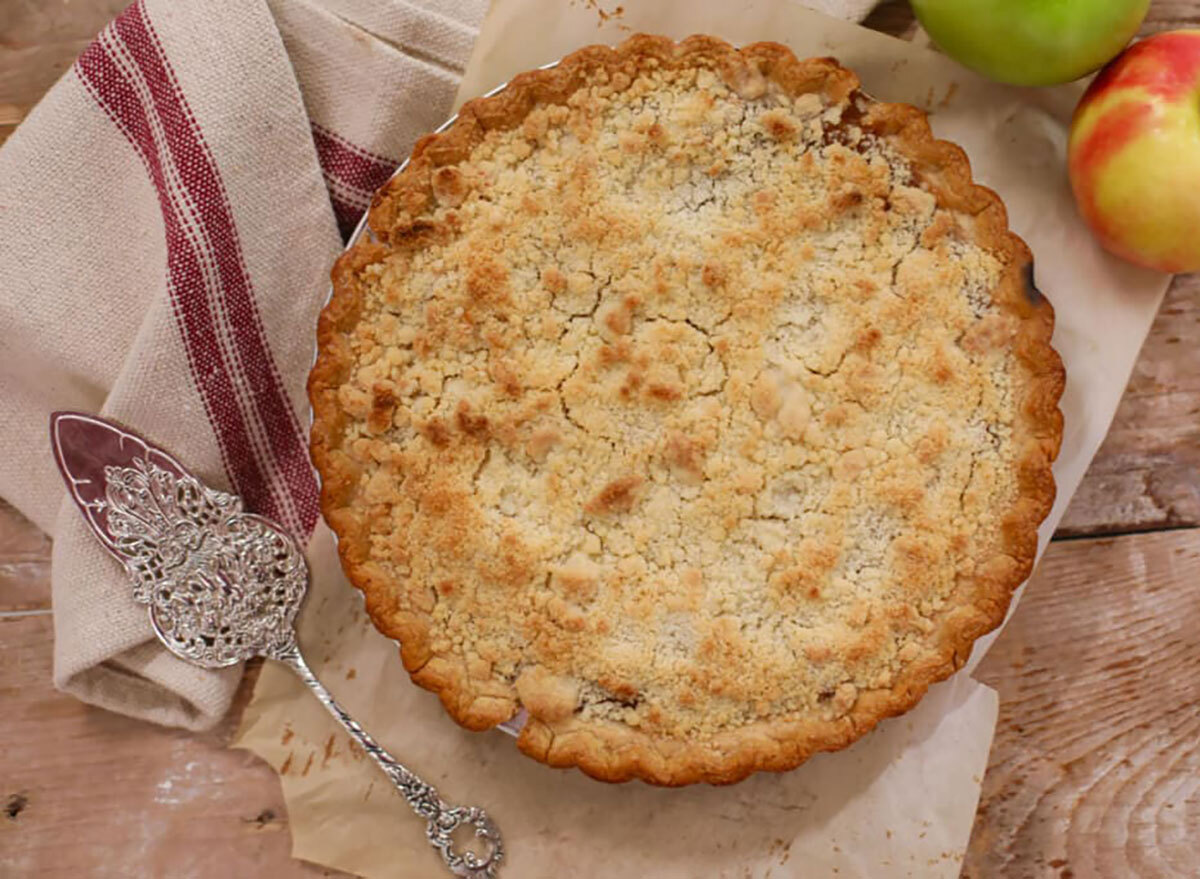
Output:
[0,0,486,730]
[0,0,880,730]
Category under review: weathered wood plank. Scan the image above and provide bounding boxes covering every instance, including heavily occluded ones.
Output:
[0,0,127,147]
[6,525,1197,878]
[967,527,1200,877]
[1139,0,1200,32]
[1060,274,1200,536]
[0,499,51,613]
[3,3,1200,878]
[0,41,91,147]
[861,0,917,38]
[0,614,349,878]
[2,0,129,44]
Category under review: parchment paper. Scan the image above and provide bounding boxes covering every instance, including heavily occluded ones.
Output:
[233,2,1173,876]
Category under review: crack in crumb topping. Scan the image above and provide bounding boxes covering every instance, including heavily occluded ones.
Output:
[311,36,1063,785]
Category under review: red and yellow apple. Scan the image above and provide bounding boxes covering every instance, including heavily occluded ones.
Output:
[1069,30,1200,273]
[912,0,1149,87]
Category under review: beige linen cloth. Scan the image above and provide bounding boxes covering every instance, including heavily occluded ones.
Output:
[0,0,879,730]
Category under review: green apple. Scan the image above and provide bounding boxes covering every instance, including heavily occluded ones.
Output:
[911,0,1150,86]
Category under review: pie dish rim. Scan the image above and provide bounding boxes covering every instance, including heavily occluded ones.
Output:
[308,33,1066,786]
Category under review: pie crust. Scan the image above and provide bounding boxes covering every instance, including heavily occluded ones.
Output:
[309,34,1065,785]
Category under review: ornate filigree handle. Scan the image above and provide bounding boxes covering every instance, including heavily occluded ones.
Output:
[280,647,504,878]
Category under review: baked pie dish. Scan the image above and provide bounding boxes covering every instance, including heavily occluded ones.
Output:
[309,34,1064,786]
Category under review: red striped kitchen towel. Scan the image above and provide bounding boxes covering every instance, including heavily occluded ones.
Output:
[0,0,880,731]
[0,0,486,730]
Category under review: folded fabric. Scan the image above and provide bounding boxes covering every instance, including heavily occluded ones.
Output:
[0,0,487,729]
[0,0,878,730]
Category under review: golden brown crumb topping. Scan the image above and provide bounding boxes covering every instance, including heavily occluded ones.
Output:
[310,35,1063,785]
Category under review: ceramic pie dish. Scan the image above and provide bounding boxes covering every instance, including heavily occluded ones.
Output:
[309,33,1065,786]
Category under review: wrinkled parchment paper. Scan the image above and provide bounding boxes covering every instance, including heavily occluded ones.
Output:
[233,2,1173,876]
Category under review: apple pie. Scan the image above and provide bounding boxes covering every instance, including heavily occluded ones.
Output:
[309,34,1064,785]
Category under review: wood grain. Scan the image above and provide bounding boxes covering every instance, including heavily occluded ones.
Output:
[0,0,128,146]
[0,613,348,879]
[860,0,918,38]
[5,517,1197,876]
[2,1,1200,878]
[0,499,51,612]
[967,529,1200,878]
[1059,275,1200,536]
[1138,0,1200,31]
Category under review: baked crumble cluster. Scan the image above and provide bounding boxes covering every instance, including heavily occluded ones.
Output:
[310,35,1063,785]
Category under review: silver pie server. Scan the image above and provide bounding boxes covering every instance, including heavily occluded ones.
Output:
[49,411,503,878]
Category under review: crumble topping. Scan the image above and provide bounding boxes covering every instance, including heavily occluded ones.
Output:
[312,41,1060,783]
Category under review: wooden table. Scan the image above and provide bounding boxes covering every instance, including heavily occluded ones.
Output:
[2,2,1198,876]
